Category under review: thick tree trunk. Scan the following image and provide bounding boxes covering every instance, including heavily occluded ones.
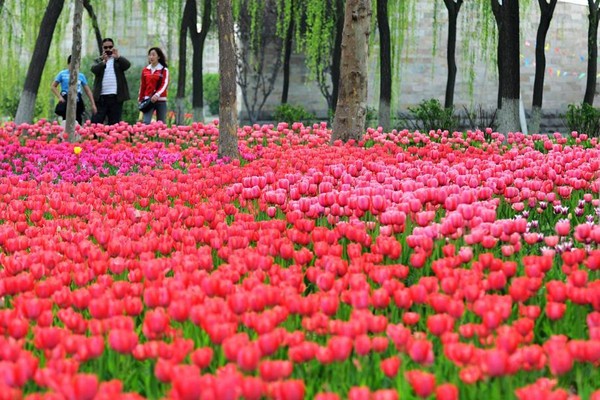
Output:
[217,0,239,160]
[330,0,345,113]
[66,0,83,140]
[443,0,463,109]
[15,0,65,125]
[531,0,557,134]
[191,0,212,122]
[176,0,193,125]
[377,0,391,131]
[493,0,521,134]
[281,0,294,104]
[530,105,542,134]
[331,0,372,143]
[83,0,103,55]
[584,0,600,105]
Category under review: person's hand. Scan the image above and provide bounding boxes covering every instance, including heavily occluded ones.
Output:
[112,48,120,59]
[91,105,97,115]
[102,52,109,62]
[59,96,66,103]
[151,94,159,103]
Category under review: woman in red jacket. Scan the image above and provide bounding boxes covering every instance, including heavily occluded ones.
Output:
[138,47,169,124]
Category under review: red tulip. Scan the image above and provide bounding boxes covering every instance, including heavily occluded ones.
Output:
[406,370,436,398]
[380,356,401,378]
[435,383,458,400]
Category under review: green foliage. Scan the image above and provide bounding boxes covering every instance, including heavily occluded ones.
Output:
[203,73,220,116]
[273,103,316,126]
[122,66,144,124]
[565,103,600,137]
[403,98,459,133]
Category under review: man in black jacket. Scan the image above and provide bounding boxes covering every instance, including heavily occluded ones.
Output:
[91,38,131,125]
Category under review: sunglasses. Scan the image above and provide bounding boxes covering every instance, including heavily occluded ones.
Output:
[103,45,113,50]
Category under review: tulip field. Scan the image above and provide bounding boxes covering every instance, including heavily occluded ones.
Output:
[1,120,600,400]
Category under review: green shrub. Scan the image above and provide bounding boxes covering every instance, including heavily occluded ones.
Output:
[402,98,459,133]
[273,103,316,126]
[565,103,600,137]
[203,73,220,116]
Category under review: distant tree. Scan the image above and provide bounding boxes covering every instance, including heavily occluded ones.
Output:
[218,0,239,160]
[83,0,103,55]
[65,0,84,140]
[331,0,371,143]
[190,0,213,121]
[584,0,600,105]
[491,0,521,134]
[281,0,295,104]
[530,0,557,133]
[300,0,345,113]
[176,0,193,124]
[237,0,283,123]
[15,0,66,124]
[443,0,463,109]
[377,0,391,130]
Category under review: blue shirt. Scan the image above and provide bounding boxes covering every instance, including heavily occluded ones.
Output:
[54,69,88,94]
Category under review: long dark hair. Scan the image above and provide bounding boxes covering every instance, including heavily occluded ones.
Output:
[148,47,168,68]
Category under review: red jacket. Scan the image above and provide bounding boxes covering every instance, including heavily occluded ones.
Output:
[138,64,169,102]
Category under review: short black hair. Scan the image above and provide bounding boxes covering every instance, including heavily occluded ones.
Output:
[102,38,114,44]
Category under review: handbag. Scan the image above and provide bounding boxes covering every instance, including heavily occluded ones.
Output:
[55,93,84,118]
[138,69,164,113]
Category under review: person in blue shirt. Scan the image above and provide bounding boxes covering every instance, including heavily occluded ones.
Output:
[51,55,97,124]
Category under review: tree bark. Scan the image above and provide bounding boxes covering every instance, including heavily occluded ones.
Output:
[217,0,239,160]
[530,0,557,134]
[492,0,521,134]
[66,0,84,141]
[15,0,66,125]
[377,0,391,131]
[190,0,212,121]
[330,0,345,113]
[176,0,193,125]
[331,0,371,143]
[443,0,463,110]
[281,0,294,104]
[83,0,103,56]
[584,0,600,105]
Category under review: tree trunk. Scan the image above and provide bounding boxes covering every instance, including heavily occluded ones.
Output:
[66,0,83,141]
[176,0,193,125]
[377,0,391,131]
[15,0,65,125]
[217,0,239,160]
[330,0,345,113]
[443,0,463,109]
[281,0,294,104]
[493,0,521,134]
[191,0,212,122]
[0,0,5,14]
[331,0,371,143]
[83,0,103,55]
[584,0,600,105]
[530,0,557,134]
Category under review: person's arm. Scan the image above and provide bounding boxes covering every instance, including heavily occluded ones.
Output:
[153,68,169,101]
[51,81,64,102]
[84,85,97,115]
[91,56,107,75]
[112,48,131,71]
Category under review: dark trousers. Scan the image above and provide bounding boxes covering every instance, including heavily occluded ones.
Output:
[92,94,123,125]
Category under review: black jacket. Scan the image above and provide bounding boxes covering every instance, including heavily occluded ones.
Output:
[91,56,131,103]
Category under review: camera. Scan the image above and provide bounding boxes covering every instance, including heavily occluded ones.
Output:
[105,50,113,56]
